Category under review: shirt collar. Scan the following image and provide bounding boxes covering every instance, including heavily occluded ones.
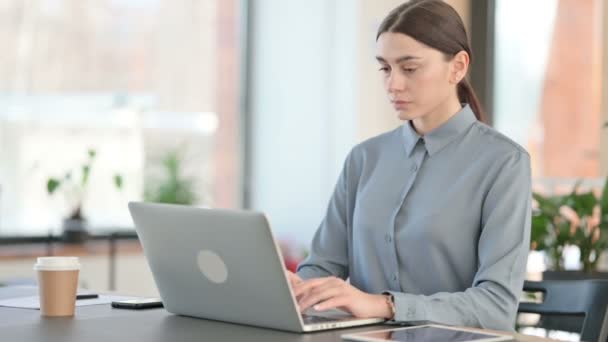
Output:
[401,104,477,157]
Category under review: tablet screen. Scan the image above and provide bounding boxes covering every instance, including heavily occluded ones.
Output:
[343,325,512,342]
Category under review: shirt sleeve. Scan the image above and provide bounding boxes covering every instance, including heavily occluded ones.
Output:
[296,149,357,281]
[387,150,532,331]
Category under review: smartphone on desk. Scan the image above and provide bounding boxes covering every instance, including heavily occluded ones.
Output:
[111,298,163,310]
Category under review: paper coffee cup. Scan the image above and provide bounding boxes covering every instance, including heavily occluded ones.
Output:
[34,257,81,317]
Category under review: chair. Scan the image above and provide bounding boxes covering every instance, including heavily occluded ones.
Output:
[518,280,608,342]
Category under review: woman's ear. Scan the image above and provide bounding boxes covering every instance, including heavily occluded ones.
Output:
[449,51,469,84]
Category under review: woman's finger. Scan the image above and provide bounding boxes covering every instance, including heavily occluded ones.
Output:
[313,295,349,312]
[297,280,334,306]
[297,286,344,312]
[293,277,333,297]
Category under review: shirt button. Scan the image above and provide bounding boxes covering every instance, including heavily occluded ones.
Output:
[393,274,398,281]
[386,234,392,243]
[412,164,418,172]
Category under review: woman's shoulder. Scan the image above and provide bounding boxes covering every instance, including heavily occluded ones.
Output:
[470,121,530,160]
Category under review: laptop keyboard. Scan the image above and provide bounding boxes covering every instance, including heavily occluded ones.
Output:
[301,314,341,324]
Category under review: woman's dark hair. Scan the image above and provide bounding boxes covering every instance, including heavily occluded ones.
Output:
[376,0,486,122]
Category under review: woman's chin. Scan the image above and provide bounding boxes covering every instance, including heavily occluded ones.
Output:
[397,110,414,121]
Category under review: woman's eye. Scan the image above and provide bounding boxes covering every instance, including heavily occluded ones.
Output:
[402,67,416,74]
[378,66,390,73]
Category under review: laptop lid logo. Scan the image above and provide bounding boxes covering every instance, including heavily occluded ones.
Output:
[197,250,228,284]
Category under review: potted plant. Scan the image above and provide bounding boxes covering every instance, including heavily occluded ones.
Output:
[144,150,197,205]
[47,149,123,243]
[531,176,608,279]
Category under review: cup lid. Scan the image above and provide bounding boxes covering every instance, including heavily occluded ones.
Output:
[34,257,81,271]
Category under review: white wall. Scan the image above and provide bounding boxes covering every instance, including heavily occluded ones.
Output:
[249,0,358,246]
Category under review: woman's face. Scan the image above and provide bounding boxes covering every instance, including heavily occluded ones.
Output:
[375,32,465,121]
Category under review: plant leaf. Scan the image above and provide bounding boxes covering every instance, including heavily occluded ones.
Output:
[563,191,597,217]
[114,174,123,190]
[533,192,561,216]
[82,165,91,186]
[47,178,61,194]
[601,175,608,225]
[88,148,97,159]
[531,215,550,250]
[555,221,571,245]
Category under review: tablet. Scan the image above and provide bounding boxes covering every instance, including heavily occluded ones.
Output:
[341,324,513,342]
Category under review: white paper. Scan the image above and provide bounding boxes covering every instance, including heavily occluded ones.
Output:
[0,294,137,310]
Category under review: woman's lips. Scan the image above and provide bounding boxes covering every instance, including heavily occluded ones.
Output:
[391,100,411,110]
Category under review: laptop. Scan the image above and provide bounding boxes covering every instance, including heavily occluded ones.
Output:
[128,202,385,332]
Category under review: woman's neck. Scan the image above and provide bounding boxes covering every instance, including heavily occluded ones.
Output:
[411,97,463,136]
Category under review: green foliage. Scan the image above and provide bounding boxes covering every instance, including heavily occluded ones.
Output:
[601,177,608,229]
[145,150,197,205]
[47,178,61,194]
[114,174,123,190]
[46,148,123,219]
[531,175,608,272]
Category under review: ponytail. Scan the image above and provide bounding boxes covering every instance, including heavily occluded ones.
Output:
[457,79,486,123]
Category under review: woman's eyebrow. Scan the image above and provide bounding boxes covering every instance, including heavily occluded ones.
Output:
[375,55,422,63]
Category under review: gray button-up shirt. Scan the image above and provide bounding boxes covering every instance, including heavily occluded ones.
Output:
[297,104,531,331]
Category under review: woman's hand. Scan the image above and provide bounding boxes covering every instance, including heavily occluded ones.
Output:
[292,276,392,319]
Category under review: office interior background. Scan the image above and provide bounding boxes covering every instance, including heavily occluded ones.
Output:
[0,0,607,339]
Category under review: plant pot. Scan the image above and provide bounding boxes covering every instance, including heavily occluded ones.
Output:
[61,218,89,244]
[542,270,608,281]
[598,252,608,271]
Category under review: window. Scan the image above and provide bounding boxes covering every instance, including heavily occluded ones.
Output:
[494,0,603,182]
[0,0,242,235]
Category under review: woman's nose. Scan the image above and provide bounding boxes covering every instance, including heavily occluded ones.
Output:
[386,72,405,93]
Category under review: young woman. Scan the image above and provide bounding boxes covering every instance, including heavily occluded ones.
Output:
[287,0,531,331]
